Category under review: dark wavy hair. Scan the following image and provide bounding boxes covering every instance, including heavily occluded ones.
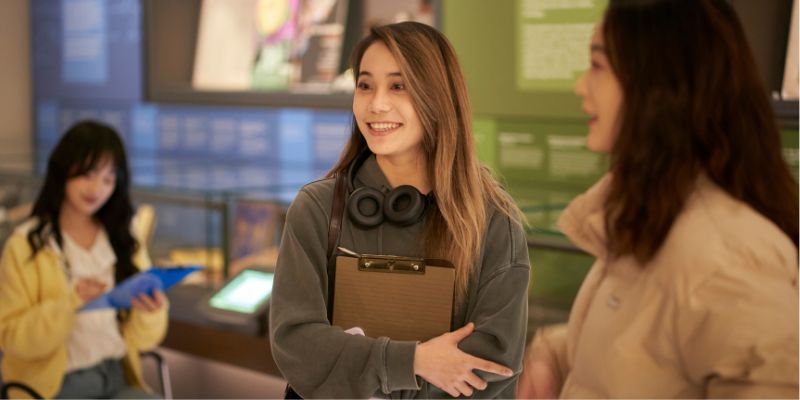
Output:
[601,0,799,263]
[28,120,139,284]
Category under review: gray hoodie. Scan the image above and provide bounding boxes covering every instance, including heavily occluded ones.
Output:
[269,155,530,398]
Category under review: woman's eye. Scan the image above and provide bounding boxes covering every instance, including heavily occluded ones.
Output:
[356,81,371,90]
[391,83,405,91]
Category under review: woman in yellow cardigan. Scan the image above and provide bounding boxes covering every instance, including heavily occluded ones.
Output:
[0,121,168,398]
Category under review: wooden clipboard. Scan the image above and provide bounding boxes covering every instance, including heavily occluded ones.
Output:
[331,254,455,342]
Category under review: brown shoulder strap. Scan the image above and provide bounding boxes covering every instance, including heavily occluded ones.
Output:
[326,172,347,322]
[327,172,347,260]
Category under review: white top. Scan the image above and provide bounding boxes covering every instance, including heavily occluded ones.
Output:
[62,229,127,372]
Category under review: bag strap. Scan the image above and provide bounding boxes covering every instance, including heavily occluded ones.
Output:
[284,173,347,400]
[325,171,348,322]
[327,172,347,260]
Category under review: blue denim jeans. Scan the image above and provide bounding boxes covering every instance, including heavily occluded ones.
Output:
[55,358,159,399]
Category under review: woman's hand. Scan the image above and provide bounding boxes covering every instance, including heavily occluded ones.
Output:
[75,277,107,303]
[131,289,166,313]
[414,322,513,397]
[516,357,557,399]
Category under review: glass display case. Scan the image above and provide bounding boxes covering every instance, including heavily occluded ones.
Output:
[129,171,311,289]
[0,159,315,289]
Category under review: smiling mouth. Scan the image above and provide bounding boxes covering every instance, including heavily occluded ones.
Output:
[367,122,403,132]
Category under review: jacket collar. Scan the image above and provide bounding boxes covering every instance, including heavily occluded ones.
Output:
[557,174,612,258]
[15,218,61,256]
[353,154,393,194]
[557,173,730,259]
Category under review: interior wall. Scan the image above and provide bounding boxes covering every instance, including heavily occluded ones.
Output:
[0,0,32,172]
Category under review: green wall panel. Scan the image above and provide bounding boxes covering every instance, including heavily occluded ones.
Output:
[472,115,498,172]
[444,0,605,119]
[781,129,799,181]
[496,120,607,190]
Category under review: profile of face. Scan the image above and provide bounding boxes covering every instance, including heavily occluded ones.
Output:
[63,156,117,218]
[574,23,623,153]
[353,42,425,161]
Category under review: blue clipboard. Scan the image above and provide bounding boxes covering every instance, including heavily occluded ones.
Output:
[80,266,203,312]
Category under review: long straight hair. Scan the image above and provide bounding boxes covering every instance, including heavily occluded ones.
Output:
[602,0,798,262]
[28,120,139,284]
[328,22,525,303]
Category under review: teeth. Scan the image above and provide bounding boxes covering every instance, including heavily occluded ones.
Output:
[369,122,401,131]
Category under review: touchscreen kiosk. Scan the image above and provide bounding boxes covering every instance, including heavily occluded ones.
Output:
[200,267,274,328]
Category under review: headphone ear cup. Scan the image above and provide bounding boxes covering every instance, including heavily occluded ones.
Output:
[384,185,426,227]
[347,187,385,228]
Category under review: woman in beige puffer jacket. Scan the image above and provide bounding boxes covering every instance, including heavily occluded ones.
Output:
[518,0,798,398]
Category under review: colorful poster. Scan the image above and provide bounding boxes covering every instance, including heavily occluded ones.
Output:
[231,200,282,259]
[192,0,260,91]
[193,0,349,92]
[252,0,299,90]
[290,0,349,92]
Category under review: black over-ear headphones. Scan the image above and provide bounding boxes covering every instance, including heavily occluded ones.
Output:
[345,149,432,228]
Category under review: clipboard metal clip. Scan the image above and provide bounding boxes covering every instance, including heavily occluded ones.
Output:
[337,247,426,274]
[360,256,426,274]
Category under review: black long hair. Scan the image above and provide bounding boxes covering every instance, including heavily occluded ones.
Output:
[28,120,139,284]
[601,0,799,263]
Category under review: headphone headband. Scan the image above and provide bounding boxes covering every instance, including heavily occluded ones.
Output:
[344,148,432,228]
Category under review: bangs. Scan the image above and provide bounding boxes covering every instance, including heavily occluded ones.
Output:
[69,150,117,178]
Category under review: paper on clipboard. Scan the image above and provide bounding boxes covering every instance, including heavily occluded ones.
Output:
[331,253,455,342]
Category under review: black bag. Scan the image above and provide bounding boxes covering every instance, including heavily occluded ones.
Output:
[283,172,347,399]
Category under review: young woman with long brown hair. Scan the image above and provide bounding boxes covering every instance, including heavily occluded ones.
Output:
[518,0,798,398]
[270,22,530,398]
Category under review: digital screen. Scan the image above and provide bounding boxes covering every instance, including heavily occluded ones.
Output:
[208,270,274,313]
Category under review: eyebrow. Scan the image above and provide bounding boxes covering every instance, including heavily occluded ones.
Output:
[357,71,403,78]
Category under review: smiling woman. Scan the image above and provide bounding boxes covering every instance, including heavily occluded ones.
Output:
[270,21,531,399]
[352,41,426,178]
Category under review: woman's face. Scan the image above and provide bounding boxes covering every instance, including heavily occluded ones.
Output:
[574,23,623,153]
[353,42,425,161]
[63,157,117,218]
